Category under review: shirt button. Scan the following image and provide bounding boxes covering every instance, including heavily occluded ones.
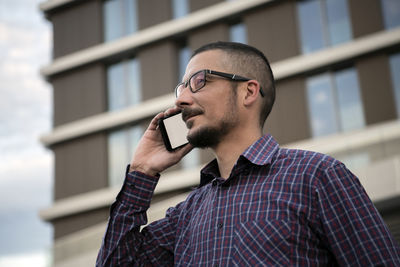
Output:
[212,179,218,186]
[217,222,223,229]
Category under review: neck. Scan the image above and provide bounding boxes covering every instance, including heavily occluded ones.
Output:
[212,128,262,179]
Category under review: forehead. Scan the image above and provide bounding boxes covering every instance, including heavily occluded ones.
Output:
[184,50,228,79]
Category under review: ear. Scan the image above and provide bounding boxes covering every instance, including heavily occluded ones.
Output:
[243,80,261,107]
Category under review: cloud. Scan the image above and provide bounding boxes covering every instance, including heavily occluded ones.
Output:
[0,23,36,47]
[0,149,53,256]
[1,60,32,75]
[0,14,52,140]
[0,0,53,259]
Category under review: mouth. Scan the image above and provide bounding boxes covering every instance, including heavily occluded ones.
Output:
[182,108,203,124]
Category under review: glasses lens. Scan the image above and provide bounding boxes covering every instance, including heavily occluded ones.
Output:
[175,82,184,97]
[190,70,206,92]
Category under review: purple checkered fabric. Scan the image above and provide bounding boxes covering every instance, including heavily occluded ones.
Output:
[97,134,400,266]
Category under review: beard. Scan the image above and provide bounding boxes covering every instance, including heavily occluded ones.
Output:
[184,87,239,148]
[187,116,237,148]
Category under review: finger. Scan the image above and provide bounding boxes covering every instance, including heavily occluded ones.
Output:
[164,106,182,117]
[148,112,165,131]
[148,106,183,132]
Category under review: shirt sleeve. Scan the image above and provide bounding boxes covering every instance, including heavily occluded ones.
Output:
[315,162,400,266]
[96,168,179,267]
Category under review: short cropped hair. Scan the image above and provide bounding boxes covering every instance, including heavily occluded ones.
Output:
[192,41,275,128]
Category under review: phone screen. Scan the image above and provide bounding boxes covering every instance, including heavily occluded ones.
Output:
[159,112,189,151]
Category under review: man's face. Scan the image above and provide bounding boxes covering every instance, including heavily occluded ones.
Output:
[175,50,240,148]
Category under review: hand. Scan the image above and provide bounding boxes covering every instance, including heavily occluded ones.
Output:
[129,107,193,176]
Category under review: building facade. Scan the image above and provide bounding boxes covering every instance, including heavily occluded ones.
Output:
[39,0,400,266]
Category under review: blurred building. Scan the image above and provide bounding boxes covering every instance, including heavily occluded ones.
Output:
[39,0,400,266]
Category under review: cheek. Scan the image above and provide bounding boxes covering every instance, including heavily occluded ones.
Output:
[205,107,223,122]
[195,90,233,121]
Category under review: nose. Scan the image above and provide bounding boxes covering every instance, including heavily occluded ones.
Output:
[175,86,194,109]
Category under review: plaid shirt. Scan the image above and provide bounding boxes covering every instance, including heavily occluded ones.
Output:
[97,134,400,266]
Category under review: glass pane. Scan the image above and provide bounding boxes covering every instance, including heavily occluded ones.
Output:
[230,23,247,44]
[108,58,141,111]
[307,73,338,137]
[179,46,191,80]
[103,0,137,42]
[103,0,123,42]
[108,126,142,187]
[127,58,141,106]
[124,0,138,35]
[127,126,143,161]
[297,0,326,54]
[326,0,352,46]
[335,68,364,132]
[172,0,189,19]
[107,63,125,111]
[108,130,128,187]
[381,0,400,29]
[389,53,400,117]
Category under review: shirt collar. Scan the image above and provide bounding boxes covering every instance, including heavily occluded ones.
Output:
[241,134,279,166]
[199,134,280,187]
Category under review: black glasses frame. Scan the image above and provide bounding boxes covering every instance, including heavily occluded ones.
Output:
[175,69,265,98]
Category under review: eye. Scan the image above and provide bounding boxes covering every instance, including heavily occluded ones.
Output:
[191,72,206,90]
[193,76,204,86]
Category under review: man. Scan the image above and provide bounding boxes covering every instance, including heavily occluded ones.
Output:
[97,42,400,266]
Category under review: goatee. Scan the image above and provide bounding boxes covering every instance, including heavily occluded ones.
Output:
[187,125,225,148]
[186,111,238,148]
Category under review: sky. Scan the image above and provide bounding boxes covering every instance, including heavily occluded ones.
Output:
[0,0,53,266]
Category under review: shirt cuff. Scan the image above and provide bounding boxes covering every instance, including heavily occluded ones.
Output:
[116,165,160,208]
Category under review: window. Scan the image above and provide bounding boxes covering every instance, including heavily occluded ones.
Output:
[108,126,143,187]
[381,0,400,29]
[230,22,247,44]
[307,68,364,137]
[103,0,138,42]
[335,69,365,132]
[389,53,400,117]
[178,45,191,80]
[297,0,352,54]
[172,0,189,19]
[107,58,141,111]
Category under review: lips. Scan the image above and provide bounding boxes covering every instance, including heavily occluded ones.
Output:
[182,108,203,123]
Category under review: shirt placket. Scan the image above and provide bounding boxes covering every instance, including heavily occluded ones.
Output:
[211,177,232,267]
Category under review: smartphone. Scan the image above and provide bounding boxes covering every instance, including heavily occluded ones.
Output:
[158,111,189,151]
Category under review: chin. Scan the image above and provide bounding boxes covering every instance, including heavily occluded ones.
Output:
[187,125,222,148]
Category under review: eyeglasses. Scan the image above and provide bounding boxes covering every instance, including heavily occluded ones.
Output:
[175,69,265,98]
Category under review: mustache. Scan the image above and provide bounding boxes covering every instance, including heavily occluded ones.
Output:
[182,108,203,122]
